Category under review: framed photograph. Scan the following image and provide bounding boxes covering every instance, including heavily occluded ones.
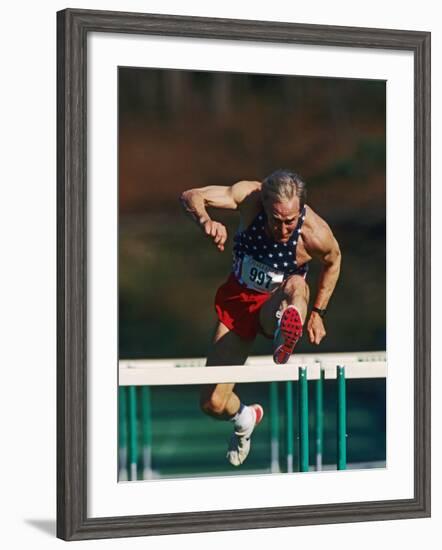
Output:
[57,8,431,541]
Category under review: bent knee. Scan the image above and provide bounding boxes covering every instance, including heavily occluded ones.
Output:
[283,275,309,299]
[200,390,228,417]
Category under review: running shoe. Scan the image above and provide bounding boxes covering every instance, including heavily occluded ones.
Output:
[226,404,264,467]
[273,305,303,365]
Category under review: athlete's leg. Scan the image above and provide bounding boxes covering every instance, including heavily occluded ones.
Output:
[200,322,264,466]
[259,274,310,337]
[200,322,253,420]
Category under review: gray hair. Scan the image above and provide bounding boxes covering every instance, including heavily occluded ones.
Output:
[262,169,307,211]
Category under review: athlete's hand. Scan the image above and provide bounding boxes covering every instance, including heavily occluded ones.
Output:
[202,220,228,252]
[307,312,326,345]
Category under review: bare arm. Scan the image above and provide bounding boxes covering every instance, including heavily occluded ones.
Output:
[179,181,260,251]
[303,216,342,344]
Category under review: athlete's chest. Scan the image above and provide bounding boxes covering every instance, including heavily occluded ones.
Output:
[244,234,312,268]
[236,207,312,266]
[232,207,311,294]
[294,235,312,265]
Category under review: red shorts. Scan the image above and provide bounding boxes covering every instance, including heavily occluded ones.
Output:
[215,273,273,341]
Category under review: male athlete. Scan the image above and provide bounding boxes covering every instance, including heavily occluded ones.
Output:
[180,170,341,467]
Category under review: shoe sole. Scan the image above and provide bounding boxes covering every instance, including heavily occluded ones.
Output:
[273,306,303,364]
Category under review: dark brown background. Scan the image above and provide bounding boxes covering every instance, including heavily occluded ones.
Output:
[118,68,386,359]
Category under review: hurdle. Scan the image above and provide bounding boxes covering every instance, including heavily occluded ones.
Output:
[118,352,386,480]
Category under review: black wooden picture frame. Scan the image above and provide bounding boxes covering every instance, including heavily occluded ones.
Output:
[57,8,431,541]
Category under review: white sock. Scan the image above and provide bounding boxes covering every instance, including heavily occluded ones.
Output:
[231,403,254,433]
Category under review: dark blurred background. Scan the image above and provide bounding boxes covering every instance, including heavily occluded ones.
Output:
[118,67,386,360]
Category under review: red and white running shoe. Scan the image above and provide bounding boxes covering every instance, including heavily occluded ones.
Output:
[273,305,303,365]
[226,404,264,467]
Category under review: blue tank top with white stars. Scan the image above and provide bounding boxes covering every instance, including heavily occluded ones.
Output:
[232,206,308,293]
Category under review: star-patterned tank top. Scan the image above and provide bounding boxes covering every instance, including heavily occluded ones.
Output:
[232,206,309,293]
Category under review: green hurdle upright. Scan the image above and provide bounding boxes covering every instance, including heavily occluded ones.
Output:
[128,385,138,481]
[286,381,294,473]
[315,365,324,471]
[298,367,309,472]
[141,386,153,479]
[270,382,281,473]
[337,365,347,470]
[118,386,129,481]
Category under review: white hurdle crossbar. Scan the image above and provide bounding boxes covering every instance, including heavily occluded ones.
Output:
[119,351,386,386]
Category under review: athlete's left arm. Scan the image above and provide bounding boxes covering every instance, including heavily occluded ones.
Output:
[303,216,342,345]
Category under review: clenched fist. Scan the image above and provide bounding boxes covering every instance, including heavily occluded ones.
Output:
[202,219,228,252]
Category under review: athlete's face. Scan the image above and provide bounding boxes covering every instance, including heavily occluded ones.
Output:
[264,198,301,243]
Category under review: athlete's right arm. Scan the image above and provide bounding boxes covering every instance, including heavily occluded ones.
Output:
[179,181,260,252]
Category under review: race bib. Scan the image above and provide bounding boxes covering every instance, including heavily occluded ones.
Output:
[240,255,284,293]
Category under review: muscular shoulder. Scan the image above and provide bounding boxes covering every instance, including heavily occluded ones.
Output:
[231,180,262,207]
[233,180,263,226]
[302,206,339,258]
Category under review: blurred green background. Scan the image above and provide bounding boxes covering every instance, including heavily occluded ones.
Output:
[118,68,386,476]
